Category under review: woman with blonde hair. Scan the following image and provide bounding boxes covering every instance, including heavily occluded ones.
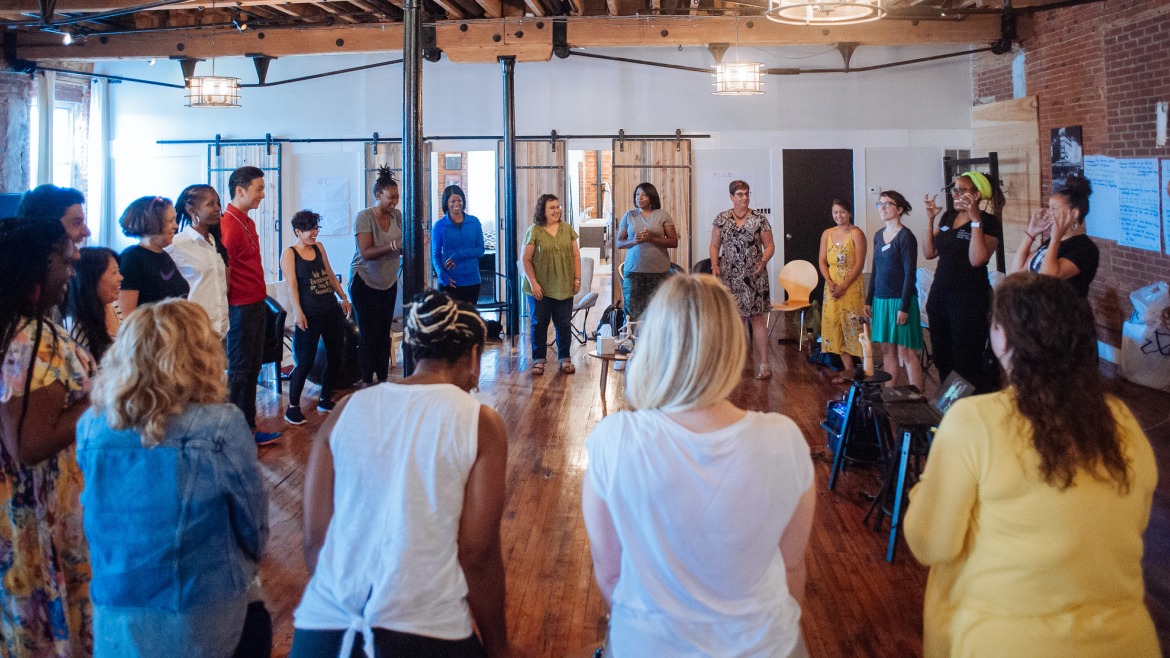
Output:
[582,274,815,658]
[77,299,270,658]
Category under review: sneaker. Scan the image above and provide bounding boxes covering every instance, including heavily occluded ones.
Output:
[317,398,336,413]
[284,406,307,425]
[614,361,625,371]
[254,429,282,446]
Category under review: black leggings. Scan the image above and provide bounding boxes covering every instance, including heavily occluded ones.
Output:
[289,627,485,658]
[926,284,1000,393]
[350,274,398,384]
[288,304,347,407]
[441,283,481,306]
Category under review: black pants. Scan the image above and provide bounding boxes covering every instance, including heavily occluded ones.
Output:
[350,274,398,384]
[289,627,485,658]
[288,304,347,407]
[441,283,481,306]
[227,301,268,429]
[231,602,273,658]
[926,284,1000,393]
[529,294,573,362]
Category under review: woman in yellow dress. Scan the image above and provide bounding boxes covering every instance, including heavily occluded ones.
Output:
[817,199,866,382]
[904,272,1160,658]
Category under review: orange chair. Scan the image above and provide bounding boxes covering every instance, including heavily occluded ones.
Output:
[767,260,819,350]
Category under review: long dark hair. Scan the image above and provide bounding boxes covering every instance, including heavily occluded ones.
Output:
[0,216,70,446]
[993,272,1130,492]
[66,247,119,362]
[17,184,85,223]
[175,184,229,267]
[533,194,559,226]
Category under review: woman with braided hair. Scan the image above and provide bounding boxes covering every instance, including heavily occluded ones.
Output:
[294,290,513,658]
[0,216,95,657]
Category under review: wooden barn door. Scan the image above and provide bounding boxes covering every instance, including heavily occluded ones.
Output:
[208,143,282,282]
[498,140,567,276]
[610,139,693,301]
[972,96,1041,272]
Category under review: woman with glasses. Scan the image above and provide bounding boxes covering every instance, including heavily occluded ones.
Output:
[709,180,775,380]
[866,191,925,389]
[921,172,1004,393]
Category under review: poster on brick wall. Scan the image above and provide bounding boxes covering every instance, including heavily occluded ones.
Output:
[1162,160,1170,255]
[1051,126,1083,193]
[1117,159,1161,252]
[1084,155,1120,241]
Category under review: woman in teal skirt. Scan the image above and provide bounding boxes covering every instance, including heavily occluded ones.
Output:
[865,190,924,389]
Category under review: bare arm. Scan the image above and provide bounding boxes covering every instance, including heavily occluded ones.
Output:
[280,248,307,330]
[779,486,815,608]
[118,290,139,319]
[922,195,941,260]
[1038,207,1082,280]
[817,230,832,290]
[615,223,637,250]
[842,227,868,291]
[572,240,582,295]
[458,406,510,658]
[709,226,723,277]
[581,475,621,607]
[1009,209,1052,274]
[316,245,352,317]
[522,243,541,300]
[0,380,89,466]
[752,230,776,276]
[650,224,679,249]
[356,231,398,261]
[967,209,997,267]
[302,395,350,574]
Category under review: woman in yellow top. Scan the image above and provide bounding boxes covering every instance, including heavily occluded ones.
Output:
[904,272,1159,658]
[817,199,866,383]
[521,193,581,376]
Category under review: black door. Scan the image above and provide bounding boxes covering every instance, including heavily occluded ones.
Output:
[781,149,854,302]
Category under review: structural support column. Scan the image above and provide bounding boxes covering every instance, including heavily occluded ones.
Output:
[499,55,520,345]
[401,0,425,375]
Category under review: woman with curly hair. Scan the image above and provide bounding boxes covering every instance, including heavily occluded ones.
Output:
[0,216,95,658]
[77,299,269,657]
[350,166,402,385]
[904,272,1159,658]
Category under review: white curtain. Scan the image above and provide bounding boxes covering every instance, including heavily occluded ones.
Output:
[35,71,54,186]
[87,78,111,245]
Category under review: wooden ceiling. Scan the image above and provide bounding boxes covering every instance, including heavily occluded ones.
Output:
[5,0,1034,62]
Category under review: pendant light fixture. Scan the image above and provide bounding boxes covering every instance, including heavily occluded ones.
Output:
[187,0,241,108]
[713,16,764,96]
[766,0,887,26]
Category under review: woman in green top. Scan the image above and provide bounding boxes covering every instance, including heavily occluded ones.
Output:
[521,194,581,375]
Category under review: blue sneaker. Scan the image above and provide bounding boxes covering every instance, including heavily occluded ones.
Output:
[254,429,281,446]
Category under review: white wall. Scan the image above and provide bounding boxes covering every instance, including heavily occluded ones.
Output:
[96,44,975,296]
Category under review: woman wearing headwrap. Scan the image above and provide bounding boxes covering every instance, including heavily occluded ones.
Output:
[921,171,1004,393]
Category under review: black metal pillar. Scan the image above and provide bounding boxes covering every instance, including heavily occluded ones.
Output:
[499,55,520,344]
[401,0,425,375]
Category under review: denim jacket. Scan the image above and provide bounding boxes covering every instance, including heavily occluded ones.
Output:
[76,403,268,611]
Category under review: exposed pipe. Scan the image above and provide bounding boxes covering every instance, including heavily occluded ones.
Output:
[2,0,191,27]
[35,64,186,88]
[240,58,403,87]
[156,132,711,145]
[401,0,425,375]
[499,55,520,347]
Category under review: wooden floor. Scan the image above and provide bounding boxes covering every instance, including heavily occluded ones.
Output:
[253,275,1170,658]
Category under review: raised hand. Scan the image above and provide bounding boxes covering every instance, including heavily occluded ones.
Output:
[1027,208,1052,238]
[924,194,942,219]
[1050,205,1077,238]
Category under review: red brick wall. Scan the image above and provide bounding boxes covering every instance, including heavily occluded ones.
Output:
[974,0,1170,344]
[580,150,612,219]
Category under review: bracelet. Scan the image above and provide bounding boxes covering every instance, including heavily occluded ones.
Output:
[574,277,581,281]
[1025,232,1036,240]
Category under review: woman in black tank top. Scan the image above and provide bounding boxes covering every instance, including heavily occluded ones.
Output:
[279,211,352,426]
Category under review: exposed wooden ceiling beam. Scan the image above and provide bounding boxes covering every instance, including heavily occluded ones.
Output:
[16,13,1016,61]
[474,0,502,18]
[431,0,465,17]
[522,0,546,16]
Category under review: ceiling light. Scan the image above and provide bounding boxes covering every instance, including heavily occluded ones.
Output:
[62,31,73,45]
[186,76,241,108]
[766,0,888,25]
[713,60,764,95]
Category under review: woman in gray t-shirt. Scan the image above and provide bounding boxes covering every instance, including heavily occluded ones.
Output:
[349,166,403,384]
[616,183,677,322]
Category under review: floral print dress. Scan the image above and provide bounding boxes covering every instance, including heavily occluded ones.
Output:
[0,319,95,658]
[714,210,772,316]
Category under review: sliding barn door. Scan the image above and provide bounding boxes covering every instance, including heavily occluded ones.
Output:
[498,140,567,274]
[611,139,693,301]
[208,143,282,281]
[365,140,433,286]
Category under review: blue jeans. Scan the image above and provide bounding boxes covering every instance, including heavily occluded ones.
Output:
[529,295,573,362]
[227,301,267,429]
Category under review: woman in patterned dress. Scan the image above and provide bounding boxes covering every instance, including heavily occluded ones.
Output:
[709,180,776,380]
[817,199,867,383]
[0,216,95,658]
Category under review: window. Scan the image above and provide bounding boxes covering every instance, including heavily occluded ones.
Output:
[29,100,83,190]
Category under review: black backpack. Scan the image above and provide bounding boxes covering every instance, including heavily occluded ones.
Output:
[597,300,625,339]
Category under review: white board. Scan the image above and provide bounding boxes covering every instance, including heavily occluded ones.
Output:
[1117,158,1161,252]
[1162,160,1170,255]
[1083,155,1120,242]
[299,175,351,236]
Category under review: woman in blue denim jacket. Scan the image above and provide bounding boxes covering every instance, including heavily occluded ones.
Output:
[76,299,269,658]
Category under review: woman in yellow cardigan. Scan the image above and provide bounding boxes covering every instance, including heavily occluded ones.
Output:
[904,272,1159,658]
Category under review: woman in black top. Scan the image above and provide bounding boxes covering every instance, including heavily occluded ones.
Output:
[866,191,925,389]
[118,196,190,317]
[922,172,1003,393]
[1008,175,1099,298]
[280,211,352,426]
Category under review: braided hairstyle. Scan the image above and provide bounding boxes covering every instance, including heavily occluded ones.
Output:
[0,216,71,445]
[175,184,229,267]
[405,289,486,364]
[374,165,398,198]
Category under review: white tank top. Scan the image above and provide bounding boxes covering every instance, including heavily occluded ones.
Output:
[294,383,481,656]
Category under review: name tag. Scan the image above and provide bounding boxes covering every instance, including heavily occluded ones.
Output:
[939,226,948,232]
[882,243,892,252]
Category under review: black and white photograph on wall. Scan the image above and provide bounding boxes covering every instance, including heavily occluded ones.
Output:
[1051,126,1084,192]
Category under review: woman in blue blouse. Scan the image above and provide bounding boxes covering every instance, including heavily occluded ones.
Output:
[431,185,486,306]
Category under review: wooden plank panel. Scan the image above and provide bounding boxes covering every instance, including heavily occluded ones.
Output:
[500,141,567,279]
[973,95,1040,272]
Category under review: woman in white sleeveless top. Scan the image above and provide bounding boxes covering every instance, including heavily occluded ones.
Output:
[291,290,512,658]
[583,274,816,658]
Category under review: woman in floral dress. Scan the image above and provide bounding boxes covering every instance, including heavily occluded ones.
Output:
[709,180,776,380]
[0,216,95,658]
[818,199,867,383]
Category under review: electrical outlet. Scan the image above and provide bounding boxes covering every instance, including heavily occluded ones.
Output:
[758,208,771,215]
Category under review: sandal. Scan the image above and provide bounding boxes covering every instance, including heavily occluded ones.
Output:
[560,362,576,374]
[533,362,546,375]
[756,365,772,380]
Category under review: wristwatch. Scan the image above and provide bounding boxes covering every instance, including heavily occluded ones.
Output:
[970,222,982,228]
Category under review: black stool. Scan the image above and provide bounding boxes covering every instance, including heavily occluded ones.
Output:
[827,369,893,491]
[866,401,935,562]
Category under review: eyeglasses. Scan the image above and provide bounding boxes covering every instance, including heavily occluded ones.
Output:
[733,191,751,198]
[875,202,897,209]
